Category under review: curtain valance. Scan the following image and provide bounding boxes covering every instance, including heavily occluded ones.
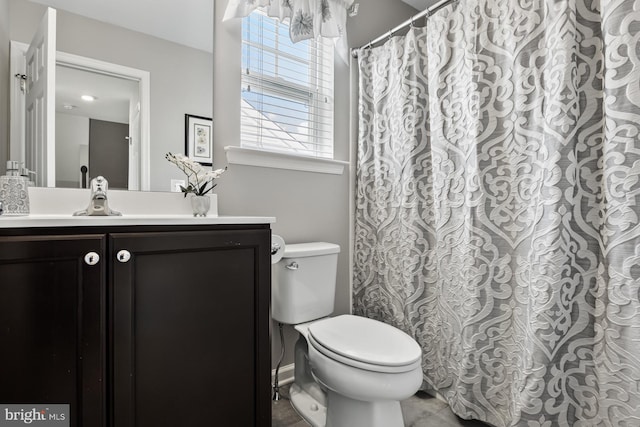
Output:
[223,0,354,63]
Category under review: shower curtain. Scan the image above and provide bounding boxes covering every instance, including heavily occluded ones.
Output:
[353,0,640,426]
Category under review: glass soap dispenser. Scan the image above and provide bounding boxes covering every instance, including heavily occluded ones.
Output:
[0,161,30,216]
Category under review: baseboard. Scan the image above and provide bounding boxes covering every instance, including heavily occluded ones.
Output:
[272,363,295,386]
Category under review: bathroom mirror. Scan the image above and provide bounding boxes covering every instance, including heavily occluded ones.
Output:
[6,0,214,192]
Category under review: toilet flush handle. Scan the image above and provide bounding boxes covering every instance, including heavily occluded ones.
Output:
[271,243,281,255]
[286,261,299,270]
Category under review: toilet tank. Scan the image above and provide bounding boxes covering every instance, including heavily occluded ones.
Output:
[272,242,340,325]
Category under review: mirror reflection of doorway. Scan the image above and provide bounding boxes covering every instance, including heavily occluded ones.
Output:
[55,64,137,189]
[89,119,129,189]
[10,36,151,190]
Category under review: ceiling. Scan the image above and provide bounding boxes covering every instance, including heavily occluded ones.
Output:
[29,0,213,53]
[56,66,138,123]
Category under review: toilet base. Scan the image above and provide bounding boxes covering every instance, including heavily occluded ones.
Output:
[325,390,405,427]
[290,319,413,427]
[290,383,326,427]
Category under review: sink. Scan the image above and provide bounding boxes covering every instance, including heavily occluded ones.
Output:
[28,187,217,217]
[0,188,277,228]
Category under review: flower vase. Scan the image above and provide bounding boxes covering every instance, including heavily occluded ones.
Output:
[190,195,211,217]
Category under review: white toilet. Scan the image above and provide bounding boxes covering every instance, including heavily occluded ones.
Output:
[272,242,423,427]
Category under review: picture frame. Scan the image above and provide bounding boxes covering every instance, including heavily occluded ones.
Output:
[185,114,213,166]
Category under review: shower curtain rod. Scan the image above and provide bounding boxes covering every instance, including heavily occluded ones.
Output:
[351,0,456,58]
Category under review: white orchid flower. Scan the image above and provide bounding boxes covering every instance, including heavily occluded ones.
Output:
[205,169,226,180]
[165,152,227,197]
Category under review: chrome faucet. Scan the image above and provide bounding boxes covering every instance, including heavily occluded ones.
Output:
[73,176,121,216]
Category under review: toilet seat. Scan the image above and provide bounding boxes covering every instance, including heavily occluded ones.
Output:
[307,315,422,373]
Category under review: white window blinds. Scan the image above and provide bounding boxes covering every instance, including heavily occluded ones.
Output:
[241,11,335,159]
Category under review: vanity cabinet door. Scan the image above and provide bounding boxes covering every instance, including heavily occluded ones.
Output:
[0,234,106,427]
[110,228,271,427]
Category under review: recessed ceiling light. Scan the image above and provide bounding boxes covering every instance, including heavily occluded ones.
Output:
[63,104,76,110]
[81,95,96,102]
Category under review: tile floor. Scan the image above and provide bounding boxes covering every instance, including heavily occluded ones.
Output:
[272,384,491,427]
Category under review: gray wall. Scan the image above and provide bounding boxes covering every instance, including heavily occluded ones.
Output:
[0,0,9,175]
[55,113,88,187]
[0,0,419,371]
[213,0,418,370]
[7,0,212,191]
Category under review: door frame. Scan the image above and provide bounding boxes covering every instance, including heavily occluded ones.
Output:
[9,42,151,191]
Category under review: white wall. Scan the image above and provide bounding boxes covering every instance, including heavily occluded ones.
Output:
[213,0,418,369]
[55,113,88,187]
[0,0,9,175]
[7,0,212,191]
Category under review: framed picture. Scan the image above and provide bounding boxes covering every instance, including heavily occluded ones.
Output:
[185,114,213,165]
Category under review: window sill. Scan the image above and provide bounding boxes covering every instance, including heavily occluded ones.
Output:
[224,146,347,175]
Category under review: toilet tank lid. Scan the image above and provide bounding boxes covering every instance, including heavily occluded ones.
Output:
[283,242,340,258]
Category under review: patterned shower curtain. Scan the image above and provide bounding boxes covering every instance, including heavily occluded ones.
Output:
[354,0,640,426]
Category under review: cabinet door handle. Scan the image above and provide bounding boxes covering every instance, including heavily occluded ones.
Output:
[84,252,100,266]
[117,250,131,263]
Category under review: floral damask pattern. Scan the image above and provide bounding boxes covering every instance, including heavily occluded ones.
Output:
[223,0,353,61]
[354,0,640,426]
[291,11,314,37]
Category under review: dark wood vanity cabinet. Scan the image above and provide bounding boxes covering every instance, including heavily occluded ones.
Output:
[0,234,107,427]
[110,228,271,427]
[0,225,271,427]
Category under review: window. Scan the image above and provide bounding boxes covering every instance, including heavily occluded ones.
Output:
[241,11,334,159]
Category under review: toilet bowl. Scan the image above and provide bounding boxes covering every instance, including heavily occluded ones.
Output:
[272,241,423,427]
[305,315,422,427]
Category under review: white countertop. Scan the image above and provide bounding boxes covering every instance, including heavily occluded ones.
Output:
[0,214,275,228]
[0,187,275,228]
